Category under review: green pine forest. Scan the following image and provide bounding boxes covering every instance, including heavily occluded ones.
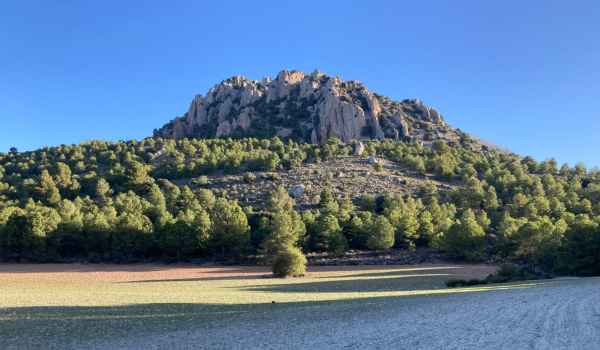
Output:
[1,136,599,276]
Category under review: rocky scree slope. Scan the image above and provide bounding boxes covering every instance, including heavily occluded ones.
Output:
[155,70,472,146]
[184,156,457,210]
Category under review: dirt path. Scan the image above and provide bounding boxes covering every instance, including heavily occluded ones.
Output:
[95,277,600,350]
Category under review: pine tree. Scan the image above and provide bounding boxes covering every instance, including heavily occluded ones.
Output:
[439,209,486,260]
[36,170,61,206]
[210,198,250,259]
[484,186,500,210]
[311,214,346,254]
[366,216,395,250]
[319,187,339,215]
[417,210,435,246]
[263,187,307,277]
[95,178,112,201]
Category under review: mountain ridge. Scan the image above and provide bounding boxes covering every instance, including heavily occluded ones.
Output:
[154,70,480,149]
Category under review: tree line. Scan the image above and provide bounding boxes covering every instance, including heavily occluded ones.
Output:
[0,137,599,276]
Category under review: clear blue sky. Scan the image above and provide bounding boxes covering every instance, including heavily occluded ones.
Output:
[1,1,599,166]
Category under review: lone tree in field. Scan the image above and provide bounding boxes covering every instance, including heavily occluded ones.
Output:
[272,246,307,278]
[263,186,307,277]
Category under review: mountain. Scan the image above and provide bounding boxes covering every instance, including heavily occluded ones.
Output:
[1,70,599,276]
[154,70,471,147]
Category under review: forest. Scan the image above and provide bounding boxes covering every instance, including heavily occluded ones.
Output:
[0,137,598,276]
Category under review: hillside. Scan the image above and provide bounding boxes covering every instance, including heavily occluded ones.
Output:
[0,135,599,274]
[0,71,599,277]
[155,70,481,148]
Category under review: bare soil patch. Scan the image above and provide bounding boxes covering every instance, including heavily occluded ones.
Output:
[0,262,496,283]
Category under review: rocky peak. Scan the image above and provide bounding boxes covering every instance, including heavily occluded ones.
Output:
[154,70,462,145]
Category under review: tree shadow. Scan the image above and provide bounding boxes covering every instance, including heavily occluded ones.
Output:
[239,266,497,294]
[0,299,393,349]
[0,263,268,275]
[241,274,461,293]
[120,274,272,283]
[0,263,179,274]
[0,279,546,350]
[314,266,468,279]
[0,303,262,349]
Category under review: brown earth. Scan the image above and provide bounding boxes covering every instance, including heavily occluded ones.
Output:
[0,262,496,283]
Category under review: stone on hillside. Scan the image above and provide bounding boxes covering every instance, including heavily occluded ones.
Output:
[353,142,365,156]
[367,156,381,165]
[289,184,305,198]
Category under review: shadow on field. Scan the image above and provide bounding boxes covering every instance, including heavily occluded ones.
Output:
[315,268,464,280]
[120,266,492,286]
[0,264,271,282]
[121,274,272,283]
[242,274,458,293]
[0,263,179,274]
[0,298,423,348]
[0,282,545,349]
[240,266,497,294]
[0,303,276,349]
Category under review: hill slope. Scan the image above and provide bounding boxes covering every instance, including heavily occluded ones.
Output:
[0,71,599,277]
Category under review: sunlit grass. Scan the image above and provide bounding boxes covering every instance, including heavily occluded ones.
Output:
[0,264,530,308]
[0,264,553,348]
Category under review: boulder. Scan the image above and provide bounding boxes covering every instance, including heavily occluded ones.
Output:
[289,184,305,198]
[367,156,381,165]
[353,142,365,156]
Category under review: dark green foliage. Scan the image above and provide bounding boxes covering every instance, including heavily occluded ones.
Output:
[271,246,307,278]
[0,136,599,275]
[262,186,307,277]
[345,211,373,249]
[158,220,199,261]
[559,219,600,275]
[446,263,546,287]
[1,212,35,260]
[210,198,250,259]
[366,215,395,250]
[310,214,346,254]
[437,210,486,261]
[445,278,484,288]
[318,187,339,215]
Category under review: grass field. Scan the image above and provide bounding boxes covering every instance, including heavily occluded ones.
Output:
[1,262,551,349]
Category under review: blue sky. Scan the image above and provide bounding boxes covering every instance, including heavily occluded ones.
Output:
[1,1,599,166]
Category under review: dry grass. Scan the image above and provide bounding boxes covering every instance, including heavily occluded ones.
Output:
[0,263,498,308]
[3,263,543,349]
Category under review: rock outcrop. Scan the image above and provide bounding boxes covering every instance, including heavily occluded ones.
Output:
[154,70,462,145]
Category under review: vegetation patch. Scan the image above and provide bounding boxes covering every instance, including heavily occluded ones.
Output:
[0,137,599,277]
[446,263,551,288]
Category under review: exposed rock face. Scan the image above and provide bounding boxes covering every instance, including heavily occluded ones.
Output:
[353,142,365,156]
[155,70,460,144]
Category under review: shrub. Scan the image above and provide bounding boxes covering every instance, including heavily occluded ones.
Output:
[445,263,546,288]
[445,279,485,288]
[272,246,307,277]
[242,172,257,183]
[192,176,210,186]
[486,263,540,283]
[266,173,280,182]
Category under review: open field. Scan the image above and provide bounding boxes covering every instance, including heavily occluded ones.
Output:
[1,263,599,349]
